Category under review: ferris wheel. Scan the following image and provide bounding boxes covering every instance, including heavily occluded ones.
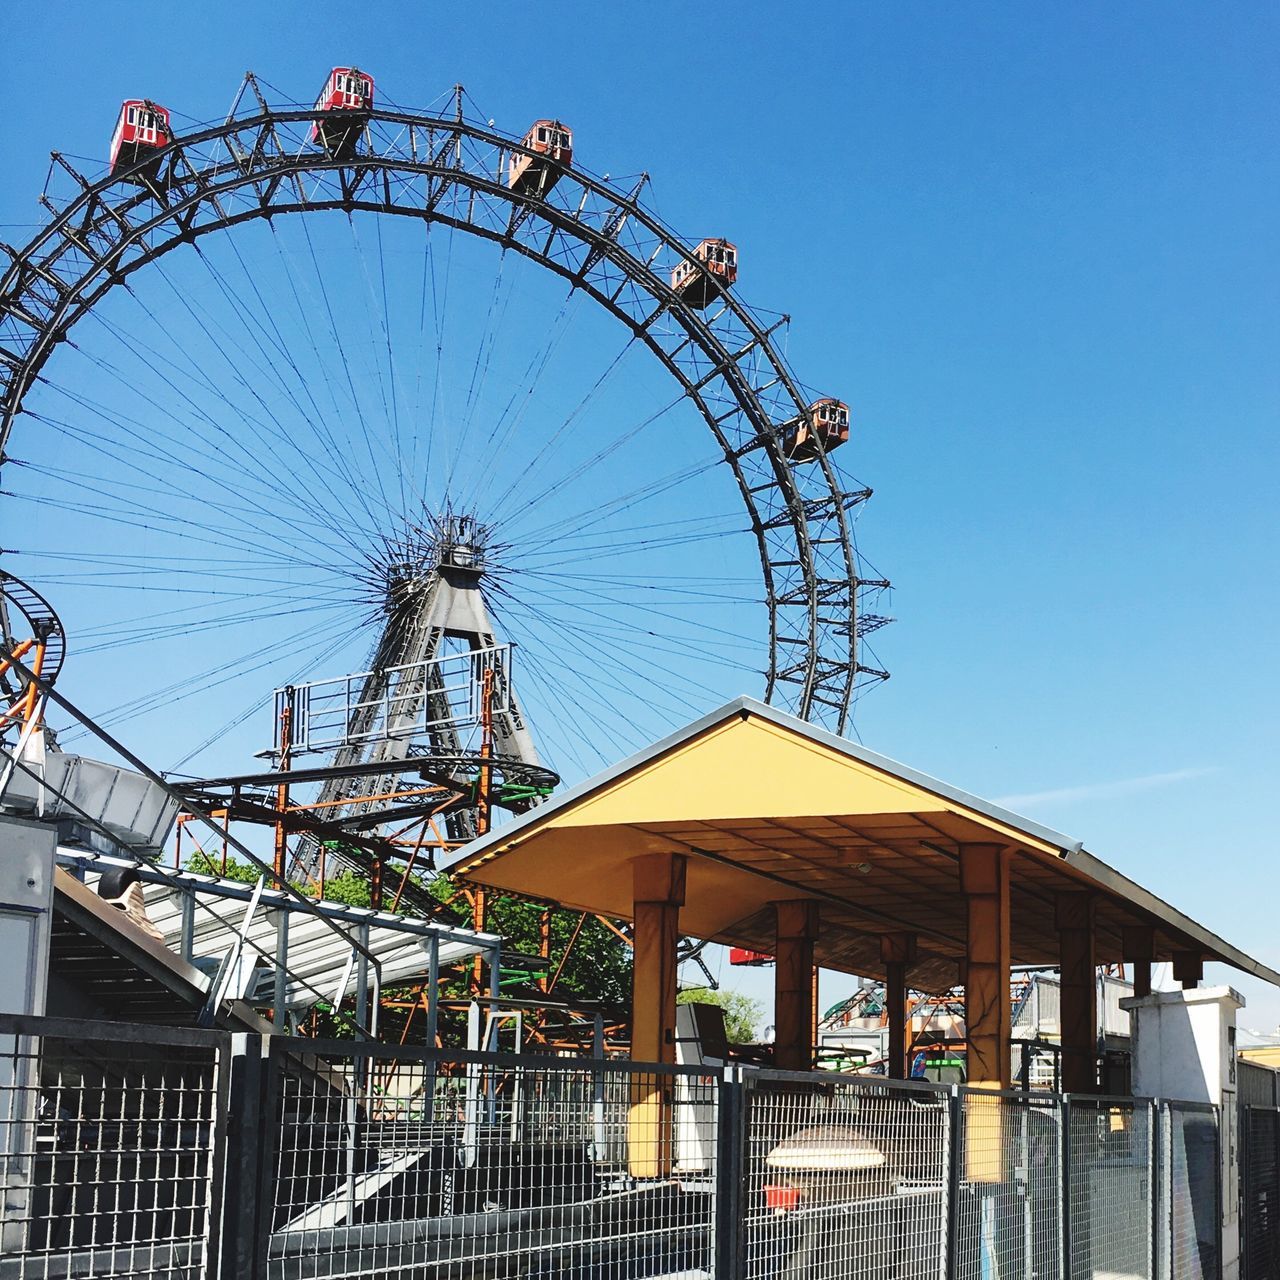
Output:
[0,69,891,795]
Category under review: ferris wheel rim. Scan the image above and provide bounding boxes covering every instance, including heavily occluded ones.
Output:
[0,90,882,732]
[0,569,68,697]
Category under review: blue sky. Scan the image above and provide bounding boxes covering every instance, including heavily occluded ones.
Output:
[3,4,1277,1027]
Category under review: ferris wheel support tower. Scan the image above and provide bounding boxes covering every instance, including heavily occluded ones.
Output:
[287,514,541,882]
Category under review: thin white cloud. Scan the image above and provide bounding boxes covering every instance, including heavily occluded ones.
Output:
[995,767,1219,810]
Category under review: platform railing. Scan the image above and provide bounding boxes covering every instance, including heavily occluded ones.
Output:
[0,1014,1242,1280]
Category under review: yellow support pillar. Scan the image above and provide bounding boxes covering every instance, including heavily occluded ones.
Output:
[960,843,1012,1089]
[960,844,1012,1184]
[773,900,819,1073]
[628,852,686,1178]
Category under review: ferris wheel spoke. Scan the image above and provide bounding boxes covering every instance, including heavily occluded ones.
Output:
[502,643,622,775]
[40,331,383,559]
[29,373,376,552]
[77,598,354,653]
[450,285,583,515]
[483,328,635,524]
[499,601,718,737]
[294,215,401,527]
[447,249,511,495]
[503,517,748,570]
[13,548,332,579]
[64,610,362,741]
[76,282,366,529]
[407,221,437,481]
[497,591,762,677]
[508,567,761,607]
[506,618,664,755]
[12,455,355,574]
[259,224,404,534]
[167,619,365,772]
[497,588,766,670]
[160,245,394,541]
[494,393,694,532]
[348,215,412,516]
[421,219,457,490]
[499,582,761,678]
[517,507,749,555]
[3,485,349,574]
[499,452,723,554]
[14,443,366,571]
[370,215,416,515]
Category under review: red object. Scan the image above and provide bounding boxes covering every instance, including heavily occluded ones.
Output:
[508,120,573,196]
[109,101,172,179]
[311,68,375,156]
[730,947,774,967]
[670,239,738,309]
[764,1184,802,1213]
[785,397,850,462]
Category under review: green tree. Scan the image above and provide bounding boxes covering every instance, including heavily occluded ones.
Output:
[677,986,763,1044]
[482,894,631,1008]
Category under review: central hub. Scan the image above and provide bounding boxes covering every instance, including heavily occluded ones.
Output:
[432,513,488,576]
[369,511,494,618]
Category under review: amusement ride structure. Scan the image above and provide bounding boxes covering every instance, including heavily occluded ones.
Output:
[0,68,892,1039]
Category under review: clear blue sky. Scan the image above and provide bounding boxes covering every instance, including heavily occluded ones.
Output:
[4,4,1277,1027]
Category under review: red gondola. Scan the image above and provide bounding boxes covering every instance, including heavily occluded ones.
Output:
[109,100,172,182]
[311,67,374,160]
[508,120,573,198]
[729,948,774,966]
[784,397,850,462]
[670,239,738,309]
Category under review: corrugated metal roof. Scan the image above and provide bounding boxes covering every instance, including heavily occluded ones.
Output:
[58,849,498,1011]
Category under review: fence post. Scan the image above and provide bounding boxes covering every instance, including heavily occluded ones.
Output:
[945,1085,962,1280]
[1061,1095,1072,1280]
[219,1032,271,1280]
[1239,1107,1249,1280]
[1155,1102,1168,1280]
[714,1065,747,1280]
[1152,1095,1162,1280]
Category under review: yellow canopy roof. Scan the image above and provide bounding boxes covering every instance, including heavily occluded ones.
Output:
[450,699,1279,993]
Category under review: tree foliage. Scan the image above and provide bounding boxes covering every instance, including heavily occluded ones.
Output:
[677,986,763,1044]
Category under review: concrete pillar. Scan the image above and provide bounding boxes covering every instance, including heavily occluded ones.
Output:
[628,852,685,1178]
[960,843,1012,1089]
[880,932,917,1079]
[0,818,55,1018]
[773,900,819,1073]
[0,818,56,1252]
[1122,924,1155,998]
[1056,891,1097,1094]
[1122,987,1244,1280]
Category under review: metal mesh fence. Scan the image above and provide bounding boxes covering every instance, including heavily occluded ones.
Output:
[1067,1097,1153,1279]
[954,1089,1061,1280]
[740,1069,950,1280]
[265,1041,718,1279]
[1161,1102,1220,1280]
[0,1016,223,1280]
[0,1015,1239,1280]
[1243,1107,1280,1280]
